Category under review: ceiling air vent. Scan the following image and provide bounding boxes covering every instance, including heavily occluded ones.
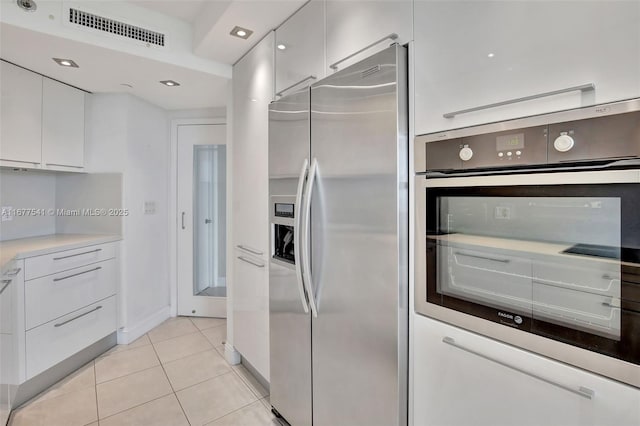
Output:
[69,8,165,47]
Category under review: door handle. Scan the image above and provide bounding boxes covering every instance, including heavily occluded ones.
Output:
[302,158,319,317]
[205,219,212,224]
[443,83,595,118]
[276,75,317,98]
[442,336,595,399]
[181,212,186,230]
[236,245,263,256]
[294,159,310,313]
[329,33,399,71]
[237,256,265,268]
[0,279,11,296]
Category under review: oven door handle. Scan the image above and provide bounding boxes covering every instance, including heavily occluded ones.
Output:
[302,158,319,318]
[442,336,595,399]
[294,159,310,314]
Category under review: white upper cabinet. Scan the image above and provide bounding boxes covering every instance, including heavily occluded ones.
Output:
[232,32,274,254]
[42,78,85,170]
[325,0,412,73]
[275,0,326,95]
[0,61,42,167]
[0,61,86,171]
[413,315,640,426]
[414,1,640,135]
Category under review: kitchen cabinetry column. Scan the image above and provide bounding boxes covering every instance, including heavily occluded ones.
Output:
[231,32,275,381]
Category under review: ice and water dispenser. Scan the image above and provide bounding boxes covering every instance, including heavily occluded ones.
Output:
[271,196,296,264]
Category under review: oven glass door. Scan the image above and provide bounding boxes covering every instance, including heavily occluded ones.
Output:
[425,183,640,365]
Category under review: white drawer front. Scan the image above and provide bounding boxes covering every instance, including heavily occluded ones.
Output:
[26,296,116,379]
[25,243,116,281]
[25,259,117,330]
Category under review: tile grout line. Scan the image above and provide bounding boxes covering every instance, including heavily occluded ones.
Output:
[201,398,268,426]
[95,390,176,424]
[93,359,100,425]
[149,334,192,426]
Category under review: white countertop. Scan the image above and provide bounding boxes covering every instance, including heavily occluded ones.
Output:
[0,234,122,270]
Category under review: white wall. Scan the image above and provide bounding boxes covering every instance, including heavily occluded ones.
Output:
[85,93,171,340]
[0,170,57,241]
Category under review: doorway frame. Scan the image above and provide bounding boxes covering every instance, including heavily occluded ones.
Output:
[169,118,227,317]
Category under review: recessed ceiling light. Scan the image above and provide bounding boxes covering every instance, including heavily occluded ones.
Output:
[17,0,37,12]
[160,80,180,87]
[230,26,253,40]
[53,58,79,68]
[277,44,287,51]
[487,53,495,58]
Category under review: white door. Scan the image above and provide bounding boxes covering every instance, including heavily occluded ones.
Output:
[177,124,227,317]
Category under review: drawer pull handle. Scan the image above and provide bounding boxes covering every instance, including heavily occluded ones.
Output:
[454,251,510,263]
[443,83,595,118]
[53,266,102,282]
[601,274,618,280]
[237,256,265,268]
[236,245,263,256]
[54,305,103,328]
[0,279,11,296]
[442,336,595,399]
[5,268,21,277]
[53,248,102,261]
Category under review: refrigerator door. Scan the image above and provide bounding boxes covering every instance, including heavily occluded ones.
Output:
[268,87,312,426]
[309,45,409,426]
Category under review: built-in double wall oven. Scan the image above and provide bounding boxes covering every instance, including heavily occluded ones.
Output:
[415,99,640,388]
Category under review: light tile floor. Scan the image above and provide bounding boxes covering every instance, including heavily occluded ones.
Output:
[9,317,280,426]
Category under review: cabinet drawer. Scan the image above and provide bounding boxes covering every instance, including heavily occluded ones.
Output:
[26,296,116,379]
[25,259,117,330]
[25,243,116,281]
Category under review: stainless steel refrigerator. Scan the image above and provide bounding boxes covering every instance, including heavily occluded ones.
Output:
[268,44,408,426]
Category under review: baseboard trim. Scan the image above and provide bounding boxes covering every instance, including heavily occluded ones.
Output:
[117,306,171,344]
[13,332,117,409]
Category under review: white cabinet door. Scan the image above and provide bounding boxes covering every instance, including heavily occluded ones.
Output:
[275,0,325,94]
[233,250,269,380]
[0,61,42,167]
[231,32,273,381]
[413,315,640,426]
[414,1,640,135]
[42,78,85,170]
[232,32,273,257]
[325,0,412,73]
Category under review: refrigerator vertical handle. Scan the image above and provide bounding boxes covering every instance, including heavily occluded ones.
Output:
[295,159,310,314]
[302,158,319,318]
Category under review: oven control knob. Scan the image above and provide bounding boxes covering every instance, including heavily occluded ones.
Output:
[554,134,575,152]
[459,146,473,161]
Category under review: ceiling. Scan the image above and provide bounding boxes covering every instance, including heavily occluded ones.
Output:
[0,23,229,110]
[128,0,210,24]
[0,0,305,110]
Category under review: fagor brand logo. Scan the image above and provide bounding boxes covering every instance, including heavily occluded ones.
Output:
[498,311,523,325]
[497,311,513,320]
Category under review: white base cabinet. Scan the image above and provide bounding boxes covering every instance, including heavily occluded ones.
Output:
[413,314,640,426]
[414,1,640,135]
